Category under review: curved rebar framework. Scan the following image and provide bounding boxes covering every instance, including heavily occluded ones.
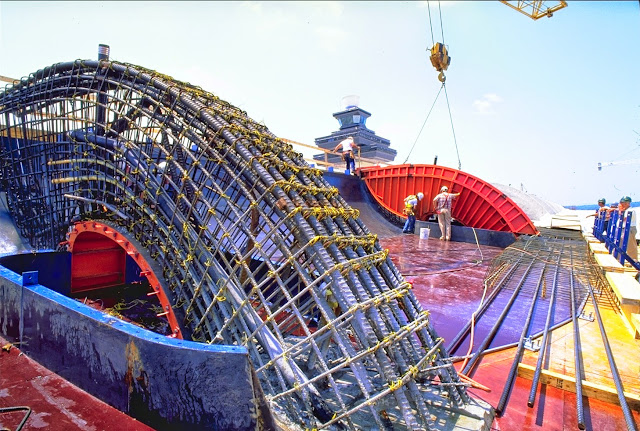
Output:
[0,59,470,429]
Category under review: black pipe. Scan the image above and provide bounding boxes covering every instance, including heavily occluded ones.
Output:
[461,247,541,377]
[527,252,562,407]
[569,254,586,430]
[447,260,521,355]
[495,250,549,416]
[96,44,109,136]
[68,130,149,174]
[588,282,638,430]
[0,406,31,431]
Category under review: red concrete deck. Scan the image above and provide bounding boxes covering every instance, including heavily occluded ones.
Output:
[381,233,640,430]
[0,337,154,431]
[2,226,639,430]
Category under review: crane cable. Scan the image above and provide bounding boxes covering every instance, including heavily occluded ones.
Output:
[405,1,461,169]
[435,0,462,170]
[437,0,446,45]
[443,83,462,170]
[427,1,435,46]
[402,83,444,164]
[403,0,441,164]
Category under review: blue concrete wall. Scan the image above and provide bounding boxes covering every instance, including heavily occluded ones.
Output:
[0,252,273,431]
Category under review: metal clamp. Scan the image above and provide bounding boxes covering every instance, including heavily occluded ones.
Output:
[523,336,541,352]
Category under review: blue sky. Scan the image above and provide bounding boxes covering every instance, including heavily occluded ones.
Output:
[1,1,639,206]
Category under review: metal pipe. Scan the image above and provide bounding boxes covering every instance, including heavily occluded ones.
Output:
[569,253,586,430]
[462,246,542,377]
[495,248,550,415]
[447,259,520,355]
[63,194,129,220]
[588,281,638,430]
[98,44,110,61]
[96,44,109,136]
[527,250,562,407]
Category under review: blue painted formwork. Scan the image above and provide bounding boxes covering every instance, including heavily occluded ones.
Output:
[414,220,517,248]
[0,251,274,431]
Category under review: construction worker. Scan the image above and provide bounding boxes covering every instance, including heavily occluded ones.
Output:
[586,198,612,235]
[433,186,460,241]
[618,196,637,263]
[333,136,359,175]
[402,192,424,233]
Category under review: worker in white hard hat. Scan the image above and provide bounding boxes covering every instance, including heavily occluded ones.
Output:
[333,136,359,175]
[433,186,461,241]
[402,192,424,233]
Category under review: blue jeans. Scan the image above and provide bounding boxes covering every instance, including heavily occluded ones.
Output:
[403,215,415,233]
[344,154,355,172]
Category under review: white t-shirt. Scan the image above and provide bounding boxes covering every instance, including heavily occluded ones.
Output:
[340,138,355,152]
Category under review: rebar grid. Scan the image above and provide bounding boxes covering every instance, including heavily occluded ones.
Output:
[484,235,591,306]
[449,234,594,363]
[0,60,468,430]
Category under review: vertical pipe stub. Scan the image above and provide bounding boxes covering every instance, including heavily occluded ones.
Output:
[98,44,110,61]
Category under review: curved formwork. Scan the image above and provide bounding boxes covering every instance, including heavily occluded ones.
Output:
[0,58,480,429]
[361,164,538,235]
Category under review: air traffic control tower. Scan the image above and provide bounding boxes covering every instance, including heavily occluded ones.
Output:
[314,96,397,167]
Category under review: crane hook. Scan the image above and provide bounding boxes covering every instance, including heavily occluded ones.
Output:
[429,42,451,82]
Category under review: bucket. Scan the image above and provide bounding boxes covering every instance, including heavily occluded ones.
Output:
[419,228,430,240]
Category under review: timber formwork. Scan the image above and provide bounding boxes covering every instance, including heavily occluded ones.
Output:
[453,231,637,430]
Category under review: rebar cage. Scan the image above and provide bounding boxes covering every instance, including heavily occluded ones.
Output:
[0,58,470,430]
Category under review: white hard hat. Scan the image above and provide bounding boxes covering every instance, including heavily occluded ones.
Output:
[441,186,448,192]
[417,192,424,200]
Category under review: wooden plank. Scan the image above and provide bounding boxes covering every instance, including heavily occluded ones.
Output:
[632,314,640,340]
[589,242,609,254]
[595,253,637,273]
[606,272,640,303]
[518,363,640,410]
[0,74,19,84]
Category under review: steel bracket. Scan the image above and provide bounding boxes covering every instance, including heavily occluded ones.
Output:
[523,336,541,352]
[579,311,594,322]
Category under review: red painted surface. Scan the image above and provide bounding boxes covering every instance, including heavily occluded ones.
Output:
[66,221,183,339]
[0,336,154,431]
[68,231,125,292]
[360,164,538,235]
[381,234,640,430]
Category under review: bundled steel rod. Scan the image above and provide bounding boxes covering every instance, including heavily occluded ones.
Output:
[527,249,562,407]
[446,255,523,355]
[0,52,469,430]
[583,250,639,431]
[569,252,586,430]
[494,246,552,415]
[457,235,598,420]
[587,284,638,431]
[461,242,543,376]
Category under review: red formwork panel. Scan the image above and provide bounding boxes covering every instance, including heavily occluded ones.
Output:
[360,164,538,235]
[66,221,184,339]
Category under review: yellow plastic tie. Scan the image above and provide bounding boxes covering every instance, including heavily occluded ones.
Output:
[389,379,403,392]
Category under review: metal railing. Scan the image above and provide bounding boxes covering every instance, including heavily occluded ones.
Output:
[593,210,639,270]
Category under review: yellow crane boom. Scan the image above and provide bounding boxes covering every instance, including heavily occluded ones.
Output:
[500,1,568,20]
